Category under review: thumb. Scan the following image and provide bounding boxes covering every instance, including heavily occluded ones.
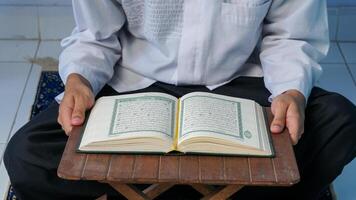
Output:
[271,101,288,133]
[71,98,87,126]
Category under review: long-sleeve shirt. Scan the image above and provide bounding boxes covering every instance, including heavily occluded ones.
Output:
[56,0,329,102]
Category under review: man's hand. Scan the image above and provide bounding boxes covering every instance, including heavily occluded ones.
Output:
[57,73,95,136]
[270,90,306,145]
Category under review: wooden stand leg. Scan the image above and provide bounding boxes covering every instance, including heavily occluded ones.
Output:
[143,183,174,199]
[105,182,242,200]
[106,182,174,200]
[96,194,107,200]
[109,182,149,200]
[190,184,216,196]
[200,185,244,200]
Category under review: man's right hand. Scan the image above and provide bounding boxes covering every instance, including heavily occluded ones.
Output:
[57,73,95,136]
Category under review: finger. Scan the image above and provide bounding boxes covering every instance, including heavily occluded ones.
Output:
[62,107,73,135]
[286,104,304,145]
[86,95,95,108]
[71,96,87,126]
[57,115,70,136]
[60,97,74,135]
[287,116,301,145]
[57,115,62,126]
[271,101,288,133]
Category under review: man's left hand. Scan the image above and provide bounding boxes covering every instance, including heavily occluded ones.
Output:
[270,90,306,145]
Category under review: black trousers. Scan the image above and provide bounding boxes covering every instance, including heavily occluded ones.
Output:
[4,77,356,200]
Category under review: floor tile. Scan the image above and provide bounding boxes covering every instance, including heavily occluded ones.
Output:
[334,160,356,200]
[321,42,344,64]
[0,0,37,6]
[0,0,70,6]
[339,42,356,63]
[10,64,42,138]
[349,64,356,80]
[0,40,38,62]
[0,144,5,163]
[0,163,10,200]
[35,41,61,70]
[38,6,75,40]
[337,7,356,41]
[327,8,338,41]
[0,0,71,6]
[0,143,6,198]
[37,0,72,6]
[37,41,62,59]
[328,0,356,6]
[0,6,39,39]
[317,64,356,104]
[0,63,32,143]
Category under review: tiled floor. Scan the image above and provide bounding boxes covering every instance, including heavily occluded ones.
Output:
[0,5,73,200]
[38,6,75,40]
[0,4,356,200]
[0,40,39,62]
[0,6,39,40]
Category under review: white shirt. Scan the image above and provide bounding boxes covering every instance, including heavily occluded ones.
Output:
[57,0,329,102]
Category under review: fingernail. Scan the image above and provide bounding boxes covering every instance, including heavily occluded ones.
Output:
[72,116,81,124]
[271,125,281,133]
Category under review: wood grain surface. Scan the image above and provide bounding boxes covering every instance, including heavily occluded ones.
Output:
[58,108,300,186]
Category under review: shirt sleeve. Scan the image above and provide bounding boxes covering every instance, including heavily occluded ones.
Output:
[58,0,126,95]
[259,0,330,102]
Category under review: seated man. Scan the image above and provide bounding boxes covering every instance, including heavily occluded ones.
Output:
[4,0,356,199]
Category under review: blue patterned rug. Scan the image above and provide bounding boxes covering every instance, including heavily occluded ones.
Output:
[6,72,334,200]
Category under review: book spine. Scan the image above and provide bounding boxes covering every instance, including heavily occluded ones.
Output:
[171,99,180,151]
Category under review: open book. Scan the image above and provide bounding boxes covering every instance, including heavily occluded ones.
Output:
[78,92,274,156]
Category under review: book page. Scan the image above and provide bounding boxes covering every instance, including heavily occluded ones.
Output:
[110,96,176,136]
[178,92,264,150]
[81,93,177,146]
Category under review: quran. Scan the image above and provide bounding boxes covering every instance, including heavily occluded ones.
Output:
[78,92,274,156]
